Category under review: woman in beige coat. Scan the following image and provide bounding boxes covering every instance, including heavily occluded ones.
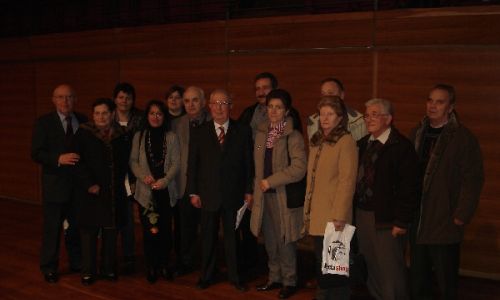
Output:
[303,96,358,300]
[250,89,307,299]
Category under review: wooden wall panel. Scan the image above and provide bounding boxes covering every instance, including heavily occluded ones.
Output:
[228,12,374,51]
[30,30,118,61]
[376,6,500,46]
[0,63,38,203]
[115,21,227,56]
[227,51,373,120]
[120,54,228,108]
[34,59,120,117]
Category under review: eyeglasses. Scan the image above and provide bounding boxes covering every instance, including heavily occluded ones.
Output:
[148,112,164,118]
[363,113,388,120]
[209,101,231,107]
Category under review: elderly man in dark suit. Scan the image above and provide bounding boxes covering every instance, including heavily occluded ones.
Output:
[187,89,254,291]
[31,84,87,283]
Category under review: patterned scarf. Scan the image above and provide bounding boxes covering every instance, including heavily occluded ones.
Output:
[265,120,286,148]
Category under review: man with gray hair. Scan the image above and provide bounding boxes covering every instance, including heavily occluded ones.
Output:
[171,85,212,275]
[354,98,419,300]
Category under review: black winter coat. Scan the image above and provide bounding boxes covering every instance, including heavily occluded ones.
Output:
[74,122,131,228]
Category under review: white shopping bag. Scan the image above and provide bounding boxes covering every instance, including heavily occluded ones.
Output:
[321,222,356,276]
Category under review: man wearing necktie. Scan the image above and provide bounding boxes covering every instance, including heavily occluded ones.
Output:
[31,84,88,283]
[187,89,254,292]
[354,98,418,300]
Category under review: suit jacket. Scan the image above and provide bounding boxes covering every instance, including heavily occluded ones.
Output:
[356,128,419,229]
[187,119,254,212]
[31,111,88,203]
[172,113,211,199]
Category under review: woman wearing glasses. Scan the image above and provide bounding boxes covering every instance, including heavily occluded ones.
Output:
[130,100,180,283]
[250,89,307,299]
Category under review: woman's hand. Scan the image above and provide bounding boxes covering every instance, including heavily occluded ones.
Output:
[333,219,346,231]
[151,180,162,190]
[259,179,270,192]
[143,175,155,185]
[88,184,100,195]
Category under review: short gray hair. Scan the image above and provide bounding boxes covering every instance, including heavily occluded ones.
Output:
[365,98,394,116]
[185,86,205,102]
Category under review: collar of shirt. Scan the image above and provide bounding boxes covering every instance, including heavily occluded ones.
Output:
[213,120,229,135]
[369,127,391,144]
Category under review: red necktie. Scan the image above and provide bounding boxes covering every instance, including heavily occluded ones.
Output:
[218,126,225,145]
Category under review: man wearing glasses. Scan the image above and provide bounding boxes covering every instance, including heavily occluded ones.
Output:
[187,89,254,292]
[354,98,418,300]
[31,84,87,283]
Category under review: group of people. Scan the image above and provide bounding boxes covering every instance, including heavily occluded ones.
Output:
[31,72,484,300]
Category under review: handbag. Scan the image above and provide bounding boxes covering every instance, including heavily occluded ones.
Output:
[285,135,306,208]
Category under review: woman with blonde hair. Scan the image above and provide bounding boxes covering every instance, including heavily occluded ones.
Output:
[303,96,358,300]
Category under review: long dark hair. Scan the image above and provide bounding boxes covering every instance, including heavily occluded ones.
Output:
[310,96,349,146]
[142,99,170,132]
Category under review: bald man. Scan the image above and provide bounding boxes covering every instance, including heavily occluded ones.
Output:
[31,84,87,283]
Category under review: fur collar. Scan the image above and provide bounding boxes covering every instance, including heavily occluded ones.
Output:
[80,121,126,142]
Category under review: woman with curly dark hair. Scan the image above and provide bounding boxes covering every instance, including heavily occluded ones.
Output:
[130,100,180,283]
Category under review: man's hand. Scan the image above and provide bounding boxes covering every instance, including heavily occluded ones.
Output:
[88,184,100,195]
[58,153,80,165]
[392,226,407,237]
[190,195,201,208]
[143,175,155,185]
[259,179,270,192]
[244,193,253,210]
[454,218,465,226]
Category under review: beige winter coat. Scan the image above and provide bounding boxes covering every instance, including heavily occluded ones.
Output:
[250,119,307,244]
[303,134,358,236]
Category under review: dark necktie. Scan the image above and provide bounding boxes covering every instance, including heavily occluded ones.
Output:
[65,116,74,149]
[356,140,383,209]
[218,126,225,145]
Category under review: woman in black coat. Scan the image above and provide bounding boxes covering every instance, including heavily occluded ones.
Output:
[75,98,131,285]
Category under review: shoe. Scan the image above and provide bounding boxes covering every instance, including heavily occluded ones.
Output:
[44,272,58,283]
[160,267,174,281]
[147,269,158,284]
[279,286,297,299]
[256,281,282,291]
[81,275,95,286]
[196,279,210,290]
[102,272,117,281]
[231,281,248,292]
